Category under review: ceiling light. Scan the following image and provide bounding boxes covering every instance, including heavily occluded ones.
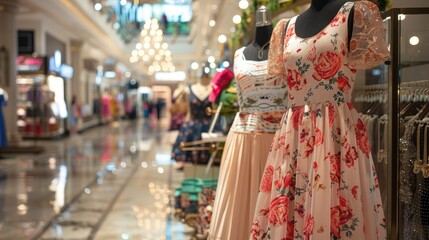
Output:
[233,15,241,24]
[191,62,199,70]
[222,61,230,68]
[94,3,102,11]
[209,20,216,27]
[210,62,217,68]
[120,0,127,6]
[239,0,249,9]
[136,43,142,49]
[205,49,211,55]
[218,34,227,43]
[113,22,120,30]
[409,36,419,45]
[208,56,215,63]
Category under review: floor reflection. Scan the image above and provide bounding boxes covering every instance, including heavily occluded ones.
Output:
[0,120,189,240]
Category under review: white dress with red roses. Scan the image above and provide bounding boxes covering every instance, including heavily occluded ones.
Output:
[250,1,390,240]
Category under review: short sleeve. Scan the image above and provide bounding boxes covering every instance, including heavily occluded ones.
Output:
[348,1,390,69]
[268,19,288,78]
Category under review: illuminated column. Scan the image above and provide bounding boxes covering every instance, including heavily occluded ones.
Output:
[0,0,20,145]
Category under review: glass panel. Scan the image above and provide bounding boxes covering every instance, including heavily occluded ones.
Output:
[398,12,429,240]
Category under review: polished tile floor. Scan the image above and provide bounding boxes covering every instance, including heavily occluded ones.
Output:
[0,120,193,240]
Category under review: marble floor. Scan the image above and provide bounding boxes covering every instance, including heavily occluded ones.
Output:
[0,120,193,240]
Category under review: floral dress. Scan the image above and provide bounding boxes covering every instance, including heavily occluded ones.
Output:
[250,1,390,239]
[171,87,212,164]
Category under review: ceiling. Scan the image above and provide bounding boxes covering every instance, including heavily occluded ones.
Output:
[17,0,242,79]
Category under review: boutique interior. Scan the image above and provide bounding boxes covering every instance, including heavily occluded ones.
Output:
[0,0,429,240]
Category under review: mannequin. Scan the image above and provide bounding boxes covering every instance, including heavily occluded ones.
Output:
[293,0,354,45]
[190,73,211,101]
[243,6,273,61]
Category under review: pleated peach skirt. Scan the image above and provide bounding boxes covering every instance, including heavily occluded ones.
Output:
[208,130,275,240]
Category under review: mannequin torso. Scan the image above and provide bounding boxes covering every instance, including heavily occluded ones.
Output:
[191,78,211,101]
[243,25,273,61]
[294,0,354,44]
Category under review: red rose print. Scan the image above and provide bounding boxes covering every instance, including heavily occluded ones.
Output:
[352,185,359,200]
[331,13,346,27]
[338,76,351,93]
[347,102,354,110]
[287,220,295,240]
[284,171,292,188]
[355,119,371,158]
[303,214,315,240]
[250,220,263,240]
[287,69,308,91]
[275,179,283,190]
[328,104,336,127]
[296,203,305,218]
[276,135,286,150]
[260,165,274,192]
[339,196,354,225]
[315,128,324,146]
[330,207,341,238]
[304,136,315,158]
[307,46,317,62]
[300,127,310,143]
[283,144,291,159]
[268,195,289,226]
[292,107,305,131]
[330,152,341,184]
[313,161,318,171]
[345,145,358,168]
[312,51,342,81]
[341,43,347,56]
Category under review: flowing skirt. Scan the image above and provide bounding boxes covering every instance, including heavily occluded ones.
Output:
[250,102,387,240]
[209,130,275,240]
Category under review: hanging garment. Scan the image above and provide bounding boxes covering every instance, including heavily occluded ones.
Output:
[171,87,212,164]
[208,47,287,240]
[0,93,7,147]
[250,2,390,239]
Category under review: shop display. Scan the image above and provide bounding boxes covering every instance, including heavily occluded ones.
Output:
[169,83,189,131]
[0,88,7,147]
[209,7,287,240]
[171,74,212,168]
[250,1,389,239]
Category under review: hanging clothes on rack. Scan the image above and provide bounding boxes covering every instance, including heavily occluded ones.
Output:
[0,88,8,147]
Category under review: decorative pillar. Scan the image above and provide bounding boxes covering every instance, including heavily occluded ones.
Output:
[0,0,20,145]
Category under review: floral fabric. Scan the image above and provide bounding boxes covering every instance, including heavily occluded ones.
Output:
[251,1,390,239]
[171,87,212,164]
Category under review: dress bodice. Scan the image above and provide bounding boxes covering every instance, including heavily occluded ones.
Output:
[268,1,390,108]
[231,48,288,133]
[189,87,211,120]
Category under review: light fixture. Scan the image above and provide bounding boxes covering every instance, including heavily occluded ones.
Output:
[94,2,102,11]
[191,62,199,70]
[409,36,419,45]
[222,61,230,68]
[208,56,215,63]
[210,62,217,68]
[209,20,216,27]
[218,34,227,43]
[239,0,249,9]
[233,15,241,24]
[120,0,127,6]
[205,49,211,55]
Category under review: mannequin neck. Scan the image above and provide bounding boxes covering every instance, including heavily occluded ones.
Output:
[191,79,211,101]
[243,25,273,61]
[310,0,338,11]
[253,25,273,47]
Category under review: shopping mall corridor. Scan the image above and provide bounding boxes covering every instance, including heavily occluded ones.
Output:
[0,120,191,240]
